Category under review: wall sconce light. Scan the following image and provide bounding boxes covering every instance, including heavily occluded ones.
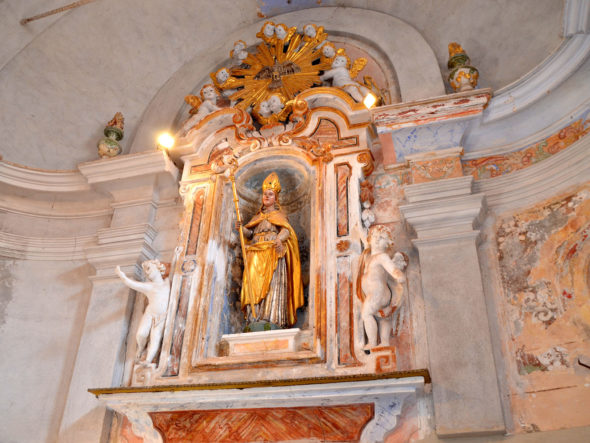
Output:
[363,92,377,109]
[157,132,175,150]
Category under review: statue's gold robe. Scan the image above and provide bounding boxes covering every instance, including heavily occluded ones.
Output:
[240,209,303,327]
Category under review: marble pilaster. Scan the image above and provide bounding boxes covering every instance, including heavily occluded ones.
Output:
[400,176,505,436]
[58,151,179,442]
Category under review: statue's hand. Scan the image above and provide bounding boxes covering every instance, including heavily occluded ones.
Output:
[274,239,285,257]
[235,220,242,231]
[115,265,124,279]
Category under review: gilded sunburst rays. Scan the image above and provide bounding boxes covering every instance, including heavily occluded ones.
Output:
[218,23,327,111]
[180,21,383,128]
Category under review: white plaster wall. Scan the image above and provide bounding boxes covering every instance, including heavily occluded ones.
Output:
[463,55,590,154]
[0,0,68,70]
[0,0,563,170]
[0,0,262,170]
[0,259,93,443]
[348,0,563,91]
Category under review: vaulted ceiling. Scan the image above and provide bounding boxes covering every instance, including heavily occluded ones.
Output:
[0,0,565,169]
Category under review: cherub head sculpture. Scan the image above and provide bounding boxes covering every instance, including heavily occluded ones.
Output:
[268,94,285,114]
[275,23,289,40]
[332,52,351,69]
[233,40,246,52]
[321,42,336,59]
[258,21,275,40]
[200,83,218,101]
[215,68,230,84]
[141,259,167,280]
[303,23,317,39]
[367,224,394,252]
[255,99,272,118]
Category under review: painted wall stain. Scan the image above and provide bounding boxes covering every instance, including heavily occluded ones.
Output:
[496,184,590,432]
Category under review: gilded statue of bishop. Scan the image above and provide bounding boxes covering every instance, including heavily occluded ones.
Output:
[236,172,304,330]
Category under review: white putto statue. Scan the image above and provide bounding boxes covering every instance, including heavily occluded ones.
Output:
[320,51,370,102]
[356,225,407,352]
[178,84,222,136]
[116,260,171,364]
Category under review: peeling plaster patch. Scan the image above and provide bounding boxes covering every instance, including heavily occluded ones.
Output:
[497,184,590,432]
[516,346,547,375]
[497,189,588,330]
[0,260,15,328]
[538,346,569,371]
[370,168,405,226]
[516,345,570,375]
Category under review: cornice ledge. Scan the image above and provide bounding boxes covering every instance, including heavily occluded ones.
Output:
[474,134,590,213]
[0,199,112,220]
[484,34,590,123]
[400,193,485,230]
[0,160,90,193]
[78,150,179,185]
[463,100,590,159]
[0,232,95,260]
[371,89,492,132]
[85,240,158,281]
[96,223,158,245]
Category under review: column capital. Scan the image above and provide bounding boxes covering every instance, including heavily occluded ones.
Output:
[78,150,179,202]
[400,176,485,244]
[85,223,158,282]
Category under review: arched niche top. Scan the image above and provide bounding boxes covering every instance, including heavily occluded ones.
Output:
[130,7,444,154]
[234,152,314,217]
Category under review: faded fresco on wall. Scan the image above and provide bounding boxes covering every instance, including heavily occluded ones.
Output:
[464,109,590,180]
[496,184,590,432]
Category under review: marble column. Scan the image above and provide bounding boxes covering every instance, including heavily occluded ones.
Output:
[400,175,505,436]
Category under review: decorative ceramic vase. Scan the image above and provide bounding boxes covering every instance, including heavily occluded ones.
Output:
[447,42,479,92]
[97,112,124,158]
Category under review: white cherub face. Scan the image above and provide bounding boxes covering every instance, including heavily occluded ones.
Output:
[332,55,347,68]
[202,86,217,100]
[275,25,287,40]
[304,24,316,38]
[233,41,245,52]
[143,261,161,281]
[269,95,284,114]
[322,44,335,58]
[259,100,271,117]
[263,23,275,38]
[369,227,393,252]
[216,69,229,83]
[369,233,387,251]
